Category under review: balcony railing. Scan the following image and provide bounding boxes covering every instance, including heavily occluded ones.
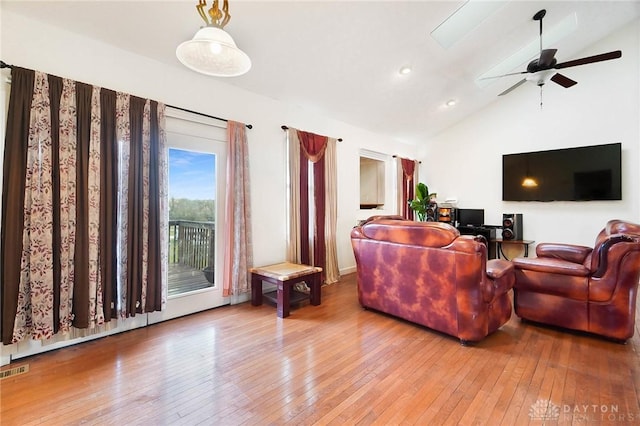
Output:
[169,220,215,270]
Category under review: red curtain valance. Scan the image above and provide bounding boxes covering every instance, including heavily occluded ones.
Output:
[297,130,328,163]
[401,158,415,179]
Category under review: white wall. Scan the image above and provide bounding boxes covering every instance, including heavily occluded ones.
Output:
[0,9,418,278]
[421,19,640,248]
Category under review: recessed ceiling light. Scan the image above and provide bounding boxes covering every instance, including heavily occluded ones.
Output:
[399,66,412,75]
[446,99,457,107]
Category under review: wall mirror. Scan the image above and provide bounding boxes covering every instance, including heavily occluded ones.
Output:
[359,150,387,209]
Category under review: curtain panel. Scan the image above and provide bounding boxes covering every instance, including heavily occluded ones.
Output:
[286,128,339,284]
[397,157,419,220]
[222,121,253,297]
[1,67,167,345]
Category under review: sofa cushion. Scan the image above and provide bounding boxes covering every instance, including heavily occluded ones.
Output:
[513,257,590,277]
[362,220,459,248]
[535,243,592,264]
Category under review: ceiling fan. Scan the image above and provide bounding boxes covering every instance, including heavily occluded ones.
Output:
[487,9,622,97]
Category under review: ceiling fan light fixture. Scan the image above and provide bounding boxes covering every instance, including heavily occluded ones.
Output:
[525,69,555,87]
[176,0,251,77]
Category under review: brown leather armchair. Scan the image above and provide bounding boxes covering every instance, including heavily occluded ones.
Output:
[351,216,515,344]
[512,220,640,341]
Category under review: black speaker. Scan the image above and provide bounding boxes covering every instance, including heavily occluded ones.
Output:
[502,213,523,240]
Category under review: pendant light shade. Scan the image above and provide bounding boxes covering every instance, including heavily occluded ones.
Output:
[176,0,251,77]
[176,27,251,77]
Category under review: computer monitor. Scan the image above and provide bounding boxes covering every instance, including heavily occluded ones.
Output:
[457,208,485,227]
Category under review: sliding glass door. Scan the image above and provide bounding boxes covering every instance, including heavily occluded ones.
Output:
[149,113,228,323]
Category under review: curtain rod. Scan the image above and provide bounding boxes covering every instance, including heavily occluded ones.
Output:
[1,61,252,129]
[281,125,342,142]
[168,105,252,129]
[392,155,422,164]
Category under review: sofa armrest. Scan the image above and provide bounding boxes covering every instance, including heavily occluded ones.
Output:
[536,243,592,264]
[483,259,515,302]
[486,259,514,281]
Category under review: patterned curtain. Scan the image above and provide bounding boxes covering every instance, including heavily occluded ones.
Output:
[286,128,339,283]
[222,121,253,298]
[397,157,419,220]
[1,67,167,345]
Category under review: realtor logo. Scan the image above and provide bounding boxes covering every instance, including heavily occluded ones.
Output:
[529,399,561,421]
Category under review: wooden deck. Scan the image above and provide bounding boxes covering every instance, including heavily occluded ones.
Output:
[168,263,213,296]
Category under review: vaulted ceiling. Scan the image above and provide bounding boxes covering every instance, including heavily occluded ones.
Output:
[3,1,639,143]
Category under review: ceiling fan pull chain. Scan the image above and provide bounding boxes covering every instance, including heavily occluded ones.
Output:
[540,86,544,109]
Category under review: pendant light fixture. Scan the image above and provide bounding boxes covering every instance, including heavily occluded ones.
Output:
[176,0,251,77]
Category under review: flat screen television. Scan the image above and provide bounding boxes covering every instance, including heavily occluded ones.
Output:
[502,143,622,201]
[457,208,485,227]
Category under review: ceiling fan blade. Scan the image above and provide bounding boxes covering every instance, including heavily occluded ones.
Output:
[555,50,622,69]
[498,79,527,96]
[550,73,577,88]
[479,70,527,81]
[538,49,558,68]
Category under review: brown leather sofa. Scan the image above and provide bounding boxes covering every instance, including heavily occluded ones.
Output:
[351,216,515,344]
[512,220,640,342]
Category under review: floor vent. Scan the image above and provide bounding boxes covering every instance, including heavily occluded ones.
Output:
[0,364,29,380]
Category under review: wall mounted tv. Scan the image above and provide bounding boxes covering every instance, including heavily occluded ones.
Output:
[502,142,621,202]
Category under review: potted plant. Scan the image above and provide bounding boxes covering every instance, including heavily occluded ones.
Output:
[409,182,437,221]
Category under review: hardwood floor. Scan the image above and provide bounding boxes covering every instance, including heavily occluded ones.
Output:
[2,273,640,425]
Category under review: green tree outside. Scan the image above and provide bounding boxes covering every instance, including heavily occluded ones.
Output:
[169,198,215,222]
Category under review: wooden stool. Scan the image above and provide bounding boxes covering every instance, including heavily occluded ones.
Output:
[250,262,322,318]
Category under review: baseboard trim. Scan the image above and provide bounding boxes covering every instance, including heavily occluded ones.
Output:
[340,265,356,275]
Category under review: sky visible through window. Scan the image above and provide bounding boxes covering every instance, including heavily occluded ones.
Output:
[169,148,216,201]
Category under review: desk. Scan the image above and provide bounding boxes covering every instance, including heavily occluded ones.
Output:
[491,239,535,260]
[250,262,322,318]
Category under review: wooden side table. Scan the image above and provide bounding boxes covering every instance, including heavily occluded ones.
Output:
[250,262,322,318]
